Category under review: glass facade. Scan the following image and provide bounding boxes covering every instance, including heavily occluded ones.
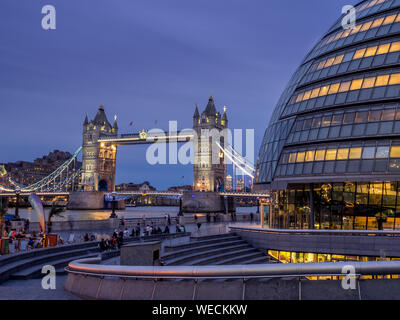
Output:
[256,1,400,230]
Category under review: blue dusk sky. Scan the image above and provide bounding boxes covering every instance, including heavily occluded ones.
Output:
[0,0,355,189]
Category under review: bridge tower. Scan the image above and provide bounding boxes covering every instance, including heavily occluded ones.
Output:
[80,105,118,192]
[193,95,228,192]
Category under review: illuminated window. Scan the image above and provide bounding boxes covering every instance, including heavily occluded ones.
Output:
[364,46,378,57]
[333,55,344,65]
[339,81,351,92]
[350,24,362,34]
[350,79,363,90]
[353,48,366,60]
[390,146,400,158]
[324,57,335,68]
[303,90,312,100]
[321,115,331,127]
[390,41,400,52]
[310,88,320,98]
[377,43,390,55]
[288,153,297,163]
[325,149,337,161]
[337,148,349,160]
[296,152,305,163]
[362,77,376,88]
[319,85,330,96]
[360,21,373,31]
[295,92,304,103]
[371,17,384,28]
[328,83,340,94]
[389,73,400,85]
[349,147,362,159]
[305,150,315,162]
[317,61,326,70]
[375,75,389,86]
[383,14,396,25]
[311,117,322,128]
[315,150,326,161]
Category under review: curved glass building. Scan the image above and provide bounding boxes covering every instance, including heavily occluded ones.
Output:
[255,0,400,230]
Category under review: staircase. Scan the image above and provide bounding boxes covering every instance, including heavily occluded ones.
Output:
[161,233,276,266]
[0,242,101,283]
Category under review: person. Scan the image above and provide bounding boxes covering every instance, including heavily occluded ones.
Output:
[117,234,123,249]
[121,217,126,227]
[99,239,106,252]
[84,233,89,242]
[197,222,201,231]
[90,234,95,241]
[135,223,141,237]
[24,219,30,233]
[194,214,198,223]
[164,225,170,234]
[123,228,129,238]
[206,213,211,223]
[168,214,171,225]
[112,230,118,239]
[176,224,181,233]
[130,227,135,237]
[250,212,254,222]
[157,226,162,234]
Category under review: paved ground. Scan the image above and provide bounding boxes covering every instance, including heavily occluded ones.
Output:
[0,276,78,300]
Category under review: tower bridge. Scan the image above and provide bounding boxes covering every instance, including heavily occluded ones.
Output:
[0,95,269,212]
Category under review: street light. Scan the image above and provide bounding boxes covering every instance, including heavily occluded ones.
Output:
[15,188,21,220]
[109,191,117,219]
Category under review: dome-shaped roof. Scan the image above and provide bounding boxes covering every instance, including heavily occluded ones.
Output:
[256,0,400,189]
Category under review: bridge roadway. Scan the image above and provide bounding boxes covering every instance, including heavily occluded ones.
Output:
[0,191,270,198]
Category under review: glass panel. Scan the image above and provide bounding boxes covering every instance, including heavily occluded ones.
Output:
[328,83,340,94]
[377,43,390,54]
[315,149,326,161]
[362,147,376,159]
[305,150,315,162]
[337,148,349,160]
[355,111,368,123]
[343,112,356,124]
[390,41,400,52]
[296,152,305,163]
[319,85,330,96]
[321,115,331,127]
[369,110,381,122]
[331,113,343,125]
[389,73,400,85]
[288,152,297,163]
[390,146,400,157]
[376,146,389,158]
[339,81,351,92]
[325,149,337,160]
[310,88,321,98]
[362,77,376,88]
[375,75,389,86]
[350,79,364,90]
[353,48,366,59]
[311,117,322,128]
[364,46,378,57]
[381,109,395,121]
[349,147,362,159]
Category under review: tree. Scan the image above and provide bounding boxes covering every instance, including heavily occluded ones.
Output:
[47,202,65,234]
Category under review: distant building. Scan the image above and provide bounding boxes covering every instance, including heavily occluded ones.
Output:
[168,185,193,192]
[225,175,233,190]
[4,150,81,187]
[236,178,245,191]
[115,181,156,192]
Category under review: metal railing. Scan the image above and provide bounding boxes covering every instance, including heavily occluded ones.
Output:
[230,225,400,237]
[66,258,400,280]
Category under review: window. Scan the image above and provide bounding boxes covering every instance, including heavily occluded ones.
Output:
[376,146,389,158]
[377,43,390,55]
[324,57,335,68]
[375,75,389,86]
[296,92,304,103]
[389,73,400,85]
[339,81,351,92]
[319,86,330,96]
[362,147,376,159]
[337,148,349,160]
[390,146,400,158]
[325,149,337,161]
[305,150,315,162]
[289,153,297,163]
[383,14,397,25]
[390,41,400,52]
[333,55,344,65]
[303,119,312,130]
[303,90,312,100]
[350,79,363,90]
[371,17,384,28]
[310,88,321,98]
[321,115,331,127]
[360,21,373,31]
[315,149,326,161]
[355,111,368,123]
[381,109,395,121]
[296,152,305,163]
[369,110,381,122]
[332,113,343,125]
[311,117,322,128]
[364,46,378,57]
[362,77,376,89]
[353,48,366,60]
[349,147,362,159]
[328,83,340,94]
[343,112,356,124]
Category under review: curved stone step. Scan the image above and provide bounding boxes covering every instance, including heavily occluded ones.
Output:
[181,247,258,266]
[215,251,266,265]
[164,235,241,252]
[162,239,246,261]
[162,243,250,265]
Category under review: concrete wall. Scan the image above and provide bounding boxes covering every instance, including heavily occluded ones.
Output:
[29,218,120,233]
[182,191,235,213]
[232,227,400,258]
[68,192,105,210]
[65,273,400,300]
[120,241,161,266]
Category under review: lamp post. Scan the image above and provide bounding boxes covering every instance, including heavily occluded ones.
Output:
[110,191,117,219]
[15,189,21,220]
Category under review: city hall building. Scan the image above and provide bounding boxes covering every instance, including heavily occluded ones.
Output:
[255,0,400,231]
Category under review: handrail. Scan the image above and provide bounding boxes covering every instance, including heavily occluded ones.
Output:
[66,258,400,279]
[230,225,400,237]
